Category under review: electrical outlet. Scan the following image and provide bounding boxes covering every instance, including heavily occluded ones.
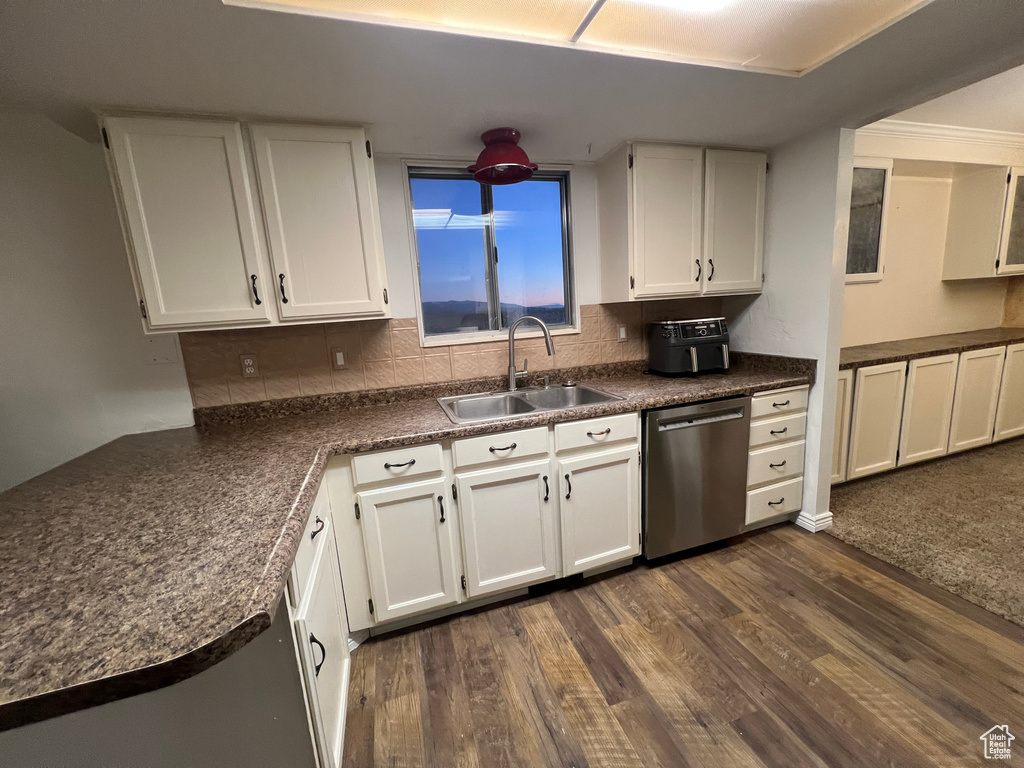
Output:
[240,354,260,378]
[331,347,348,370]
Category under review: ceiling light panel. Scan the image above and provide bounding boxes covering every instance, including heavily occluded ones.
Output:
[225,0,933,75]
[579,0,932,73]
[231,0,595,41]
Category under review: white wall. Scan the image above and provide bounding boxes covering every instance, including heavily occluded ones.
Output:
[726,126,855,531]
[373,155,602,319]
[0,111,193,492]
[841,175,1009,347]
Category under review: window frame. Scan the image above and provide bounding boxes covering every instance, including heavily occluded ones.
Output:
[402,158,578,347]
[845,156,893,285]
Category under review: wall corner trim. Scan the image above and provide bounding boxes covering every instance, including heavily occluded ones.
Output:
[795,509,834,532]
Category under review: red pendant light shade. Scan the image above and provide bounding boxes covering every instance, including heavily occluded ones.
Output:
[467,127,538,185]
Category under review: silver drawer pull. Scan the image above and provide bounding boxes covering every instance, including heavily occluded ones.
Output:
[384,459,416,470]
[770,428,788,435]
[768,498,785,507]
[587,428,611,437]
[769,460,787,469]
[772,400,791,408]
[489,443,517,453]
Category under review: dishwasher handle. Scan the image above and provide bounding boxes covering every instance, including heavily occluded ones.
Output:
[656,408,745,431]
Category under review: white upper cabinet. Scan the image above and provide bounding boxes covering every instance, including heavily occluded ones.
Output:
[250,124,389,319]
[104,115,390,333]
[997,167,1024,276]
[943,165,1024,280]
[702,149,766,295]
[105,117,270,330]
[630,144,704,299]
[598,142,766,303]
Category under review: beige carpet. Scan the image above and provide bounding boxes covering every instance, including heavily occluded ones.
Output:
[829,438,1024,627]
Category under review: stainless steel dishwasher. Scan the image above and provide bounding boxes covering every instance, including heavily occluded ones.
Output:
[642,397,751,558]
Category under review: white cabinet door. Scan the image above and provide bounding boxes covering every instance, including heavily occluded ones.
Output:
[847,362,907,480]
[831,369,854,484]
[295,535,350,768]
[898,354,959,466]
[997,167,1024,276]
[558,444,640,575]
[994,342,1024,441]
[104,117,270,329]
[702,149,766,295]
[356,477,459,622]
[949,347,1006,453]
[455,459,558,598]
[630,143,703,298]
[250,124,389,319]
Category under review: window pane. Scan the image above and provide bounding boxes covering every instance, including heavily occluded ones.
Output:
[1005,176,1024,267]
[493,179,568,328]
[409,176,490,335]
[847,167,886,275]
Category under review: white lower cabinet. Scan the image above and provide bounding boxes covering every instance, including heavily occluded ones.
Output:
[295,528,350,768]
[847,362,907,480]
[898,354,959,466]
[831,369,854,484]
[356,477,460,622]
[948,346,1006,453]
[455,459,558,597]
[558,444,641,576]
[994,342,1024,441]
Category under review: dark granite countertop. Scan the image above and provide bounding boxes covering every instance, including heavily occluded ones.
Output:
[0,355,814,730]
[840,328,1024,370]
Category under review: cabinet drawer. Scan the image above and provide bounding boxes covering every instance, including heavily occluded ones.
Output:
[749,412,806,448]
[751,386,809,420]
[292,486,332,605]
[747,440,805,488]
[452,426,549,469]
[352,443,443,486]
[746,477,803,525]
[555,412,639,453]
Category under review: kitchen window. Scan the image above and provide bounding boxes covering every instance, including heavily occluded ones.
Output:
[406,165,575,343]
[846,157,892,284]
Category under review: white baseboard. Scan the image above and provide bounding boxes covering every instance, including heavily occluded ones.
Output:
[796,509,833,532]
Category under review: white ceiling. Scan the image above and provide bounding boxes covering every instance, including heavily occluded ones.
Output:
[892,62,1024,133]
[227,0,933,75]
[3,0,1024,160]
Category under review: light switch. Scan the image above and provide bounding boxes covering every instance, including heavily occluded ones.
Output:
[331,347,348,370]
[619,325,627,340]
[240,354,260,378]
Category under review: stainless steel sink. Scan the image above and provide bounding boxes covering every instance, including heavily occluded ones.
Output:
[438,384,623,424]
[440,392,538,423]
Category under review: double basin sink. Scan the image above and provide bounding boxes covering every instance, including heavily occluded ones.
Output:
[438,383,623,424]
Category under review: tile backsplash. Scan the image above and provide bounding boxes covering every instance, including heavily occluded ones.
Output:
[180,298,723,408]
[1006,277,1024,327]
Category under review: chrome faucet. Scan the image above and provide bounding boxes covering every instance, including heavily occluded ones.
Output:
[507,315,555,391]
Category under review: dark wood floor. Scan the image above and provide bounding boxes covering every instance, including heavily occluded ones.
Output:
[343,525,1024,767]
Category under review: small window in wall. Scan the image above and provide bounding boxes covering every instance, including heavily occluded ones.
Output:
[406,166,574,343]
[846,157,892,284]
